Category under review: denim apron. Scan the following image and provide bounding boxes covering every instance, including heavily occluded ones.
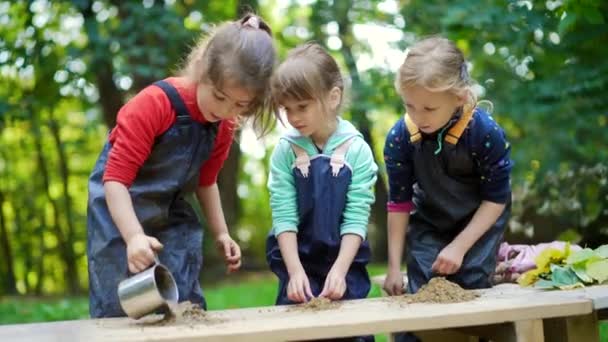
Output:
[87,80,218,318]
[396,110,509,342]
[266,137,374,342]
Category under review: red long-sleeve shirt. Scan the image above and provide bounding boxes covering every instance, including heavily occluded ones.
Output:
[103,77,235,188]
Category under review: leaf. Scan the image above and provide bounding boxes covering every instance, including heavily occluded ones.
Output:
[586,259,608,283]
[571,264,594,283]
[536,247,568,273]
[518,268,543,287]
[558,282,585,290]
[558,12,578,35]
[566,248,595,265]
[550,265,580,286]
[581,7,605,25]
[534,279,558,289]
[594,245,608,258]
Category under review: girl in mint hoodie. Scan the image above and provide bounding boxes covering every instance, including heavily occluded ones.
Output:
[266,42,378,313]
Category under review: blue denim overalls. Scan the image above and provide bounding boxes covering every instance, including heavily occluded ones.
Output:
[396,108,510,342]
[266,136,374,341]
[87,80,218,318]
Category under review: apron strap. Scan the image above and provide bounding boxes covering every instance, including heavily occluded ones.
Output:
[404,105,475,146]
[445,104,474,145]
[291,143,311,178]
[153,80,191,118]
[330,137,355,177]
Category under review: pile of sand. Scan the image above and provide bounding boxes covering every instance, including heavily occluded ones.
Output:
[140,301,225,327]
[288,297,341,312]
[397,277,478,304]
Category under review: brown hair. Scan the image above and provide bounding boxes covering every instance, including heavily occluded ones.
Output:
[271,42,345,116]
[395,36,477,105]
[180,13,277,135]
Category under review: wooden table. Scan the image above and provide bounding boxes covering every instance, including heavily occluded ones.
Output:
[1,284,606,342]
[371,274,608,342]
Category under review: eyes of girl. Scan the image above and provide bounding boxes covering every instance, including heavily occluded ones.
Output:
[406,104,438,112]
[213,91,247,108]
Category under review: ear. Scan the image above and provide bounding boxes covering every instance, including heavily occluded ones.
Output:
[328,87,342,111]
[454,90,468,107]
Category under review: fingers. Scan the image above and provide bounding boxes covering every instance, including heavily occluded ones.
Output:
[148,237,164,252]
[287,275,312,303]
[330,281,345,300]
[288,280,305,303]
[129,258,150,273]
[226,241,241,262]
[225,241,241,273]
[320,276,345,300]
[384,278,404,296]
[432,256,457,275]
[319,279,330,298]
[304,279,314,300]
[393,282,404,296]
[221,240,232,259]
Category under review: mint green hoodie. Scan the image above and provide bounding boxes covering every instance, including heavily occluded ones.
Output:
[268,118,378,239]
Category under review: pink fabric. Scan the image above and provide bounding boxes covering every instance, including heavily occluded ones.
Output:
[497,241,582,273]
[387,201,415,213]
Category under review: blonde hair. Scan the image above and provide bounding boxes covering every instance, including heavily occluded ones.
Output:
[395,36,477,107]
[179,13,277,136]
[271,42,345,117]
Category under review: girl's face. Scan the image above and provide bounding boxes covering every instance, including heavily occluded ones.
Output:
[281,97,325,138]
[280,88,340,141]
[400,84,465,134]
[196,81,253,122]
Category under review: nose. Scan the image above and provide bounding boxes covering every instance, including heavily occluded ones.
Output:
[217,102,238,119]
[408,111,422,126]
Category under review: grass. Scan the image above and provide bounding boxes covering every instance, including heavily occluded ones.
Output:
[0,264,606,342]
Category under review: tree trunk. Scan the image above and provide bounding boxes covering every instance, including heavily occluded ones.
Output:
[80,2,123,128]
[0,191,17,294]
[30,106,73,294]
[334,4,389,261]
[48,115,80,294]
[217,140,241,229]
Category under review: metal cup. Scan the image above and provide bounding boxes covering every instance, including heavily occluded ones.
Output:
[117,256,179,319]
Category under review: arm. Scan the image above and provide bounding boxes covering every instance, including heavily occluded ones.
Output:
[432,111,512,274]
[320,234,362,299]
[277,232,313,302]
[268,140,312,302]
[102,86,173,273]
[268,140,299,236]
[384,211,409,295]
[196,184,241,273]
[383,118,416,295]
[432,201,505,274]
[105,181,163,273]
[339,139,378,238]
[322,139,377,299]
[453,201,506,252]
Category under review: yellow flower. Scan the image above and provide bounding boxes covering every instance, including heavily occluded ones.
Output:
[518,268,542,286]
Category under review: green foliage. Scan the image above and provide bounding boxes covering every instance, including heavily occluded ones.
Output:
[1,0,607,297]
[510,163,608,246]
[520,244,608,289]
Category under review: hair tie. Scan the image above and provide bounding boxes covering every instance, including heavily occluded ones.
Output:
[243,16,260,29]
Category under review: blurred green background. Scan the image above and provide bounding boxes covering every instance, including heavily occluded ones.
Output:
[0,0,607,337]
